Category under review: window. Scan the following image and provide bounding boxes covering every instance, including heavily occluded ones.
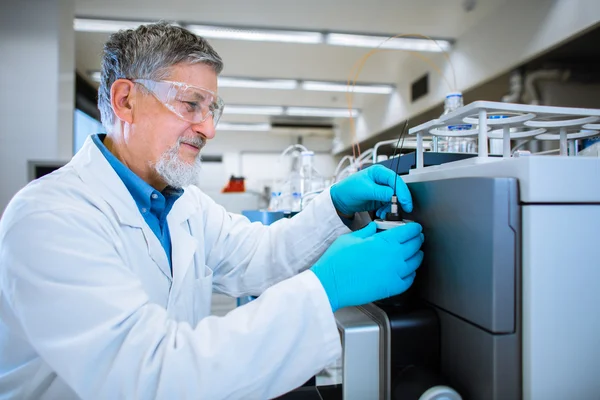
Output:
[74,109,105,153]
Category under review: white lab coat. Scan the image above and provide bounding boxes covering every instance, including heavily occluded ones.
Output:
[0,136,349,399]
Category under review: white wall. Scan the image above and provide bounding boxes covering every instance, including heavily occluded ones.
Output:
[334,0,600,153]
[0,0,75,213]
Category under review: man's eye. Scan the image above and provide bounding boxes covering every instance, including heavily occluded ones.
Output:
[183,101,199,111]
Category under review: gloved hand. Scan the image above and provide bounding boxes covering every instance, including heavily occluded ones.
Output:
[310,221,424,312]
[330,165,412,218]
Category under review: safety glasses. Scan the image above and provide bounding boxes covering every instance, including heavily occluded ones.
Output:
[133,79,224,127]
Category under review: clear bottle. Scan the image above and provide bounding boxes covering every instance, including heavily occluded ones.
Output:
[275,151,302,212]
[299,151,325,209]
[435,92,478,153]
[286,170,302,212]
[267,191,281,211]
[300,151,315,195]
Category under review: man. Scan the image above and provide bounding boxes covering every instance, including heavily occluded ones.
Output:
[0,23,423,399]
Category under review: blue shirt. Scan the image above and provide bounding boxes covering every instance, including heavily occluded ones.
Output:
[92,134,183,272]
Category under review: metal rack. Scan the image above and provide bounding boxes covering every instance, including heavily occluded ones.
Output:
[409,101,600,169]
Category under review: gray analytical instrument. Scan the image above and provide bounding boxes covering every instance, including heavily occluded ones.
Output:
[331,102,600,400]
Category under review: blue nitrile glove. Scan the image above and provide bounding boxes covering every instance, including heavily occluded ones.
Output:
[310,221,424,312]
[330,165,412,218]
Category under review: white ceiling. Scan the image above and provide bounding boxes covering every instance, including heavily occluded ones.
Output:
[74,0,510,135]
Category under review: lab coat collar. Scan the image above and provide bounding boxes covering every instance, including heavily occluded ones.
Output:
[71,136,145,228]
[71,136,199,226]
[70,136,200,284]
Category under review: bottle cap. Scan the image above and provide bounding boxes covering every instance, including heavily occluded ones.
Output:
[374,219,407,231]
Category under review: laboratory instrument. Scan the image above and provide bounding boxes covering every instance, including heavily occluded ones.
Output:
[398,102,600,399]
[284,101,600,399]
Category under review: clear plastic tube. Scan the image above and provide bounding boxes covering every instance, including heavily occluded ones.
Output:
[334,155,355,179]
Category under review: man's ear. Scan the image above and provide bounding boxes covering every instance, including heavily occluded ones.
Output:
[111,79,136,124]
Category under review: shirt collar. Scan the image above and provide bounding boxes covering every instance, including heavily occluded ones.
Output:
[92,134,183,213]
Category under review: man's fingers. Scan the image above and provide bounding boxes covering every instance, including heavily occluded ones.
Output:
[350,221,377,239]
[367,165,413,212]
[404,251,424,276]
[395,233,424,261]
[376,222,422,244]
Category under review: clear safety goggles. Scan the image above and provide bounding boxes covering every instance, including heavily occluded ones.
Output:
[133,79,224,127]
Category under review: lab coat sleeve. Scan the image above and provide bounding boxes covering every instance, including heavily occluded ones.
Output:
[202,187,351,297]
[0,208,341,399]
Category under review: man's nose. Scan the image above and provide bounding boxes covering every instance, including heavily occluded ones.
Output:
[191,118,216,140]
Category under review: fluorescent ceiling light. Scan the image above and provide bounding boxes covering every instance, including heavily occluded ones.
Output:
[302,81,394,94]
[217,122,271,131]
[326,33,451,52]
[74,18,153,33]
[218,77,393,94]
[75,18,452,51]
[222,105,358,118]
[287,107,359,118]
[190,24,450,51]
[187,24,323,44]
[218,77,297,90]
[89,71,101,82]
[223,105,284,116]
[90,71,394,94]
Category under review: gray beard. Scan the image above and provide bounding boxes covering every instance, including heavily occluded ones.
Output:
[153,137,204,188]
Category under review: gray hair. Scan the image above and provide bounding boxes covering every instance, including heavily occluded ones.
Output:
[98,22,224,132]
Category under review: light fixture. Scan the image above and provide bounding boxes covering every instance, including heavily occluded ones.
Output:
[218,76,393,94]
[88,70,394,95]
[301,81,394,94]
[89,71,101,82]
[286,107,359,118]
[326,33,452,52]
[74,18,154,33]
[218,77,297,90]
[217,122,271,131]
[186,24,323,44]
[222,105,284,116]
[222,105,359,118]
[75,18,452,52]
